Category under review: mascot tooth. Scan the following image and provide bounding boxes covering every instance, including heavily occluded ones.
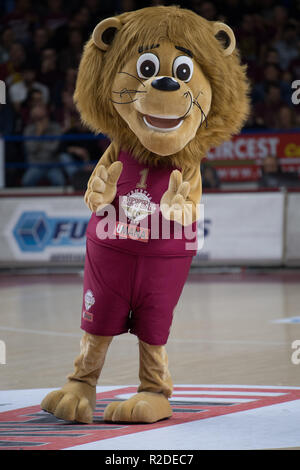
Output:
[41,6,250,424]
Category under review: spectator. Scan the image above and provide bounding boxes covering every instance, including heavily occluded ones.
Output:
[54,67,78,130]
[252,64,291,104]
[236,14,262,63]
[19,88,48,127]
[271,5,289,40]
[0,27,15,64]
[0,42,27,85]
[58,90,80,131]
[289,40,300,79]
[275,105,297,130]
[281,69,293,87]
[69,7,92,38]
[243,107,268,130]
[254,83,286,128]
[295,110,300,129]
[9,65,49,111]
[58,117,100,187]
[63,67,77,94]
[201,162,220,189]
[42,0,68,33]
[259,155,300,188]
[2,0,37,45]
[0,100,15,136]
[59,28,84,71]
[21,103,64,186]
[265,47,281,67]
[273,24,299,70]
[37,48,63,90]
[0,98,23,187]
[30,27,51,68]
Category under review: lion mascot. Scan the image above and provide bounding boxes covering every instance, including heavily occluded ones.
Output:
[41,6,249,424]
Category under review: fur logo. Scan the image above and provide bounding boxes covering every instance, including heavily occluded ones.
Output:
[121,189,156,224]
[84,290,95,311]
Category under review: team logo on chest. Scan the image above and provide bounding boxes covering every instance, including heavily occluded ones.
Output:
[114,189,157,243]
[121,189,156,224]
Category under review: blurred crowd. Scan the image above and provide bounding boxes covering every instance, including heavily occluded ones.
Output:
[0,0,299,188]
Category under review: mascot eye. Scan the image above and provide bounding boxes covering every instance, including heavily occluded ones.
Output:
[173,56,194,82]
[137,53,160,79]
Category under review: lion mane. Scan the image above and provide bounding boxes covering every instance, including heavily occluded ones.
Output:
[74,5,250,169]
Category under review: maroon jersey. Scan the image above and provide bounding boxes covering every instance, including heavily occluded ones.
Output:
[86,150,197,256]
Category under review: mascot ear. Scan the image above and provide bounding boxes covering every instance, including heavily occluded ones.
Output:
[213,22,236,56]
[92,17,122,51]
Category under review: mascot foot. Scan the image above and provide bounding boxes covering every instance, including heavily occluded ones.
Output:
[41,380,96,424]
[103,391,172,423]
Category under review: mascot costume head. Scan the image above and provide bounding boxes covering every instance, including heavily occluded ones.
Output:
[41,6,249,424]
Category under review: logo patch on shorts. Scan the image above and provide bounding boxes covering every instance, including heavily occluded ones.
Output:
[84,290,95,311]
[82,310,93,322]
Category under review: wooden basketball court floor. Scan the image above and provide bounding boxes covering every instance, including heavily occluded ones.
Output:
[0,268,300,449]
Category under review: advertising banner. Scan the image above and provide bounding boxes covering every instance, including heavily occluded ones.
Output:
[0,192,285,267]
[0,197,90,266]
[207,131,300,182]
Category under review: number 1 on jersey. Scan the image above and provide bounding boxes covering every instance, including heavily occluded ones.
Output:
[136,168,149,189]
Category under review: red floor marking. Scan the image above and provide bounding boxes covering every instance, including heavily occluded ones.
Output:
[0,385,300,450]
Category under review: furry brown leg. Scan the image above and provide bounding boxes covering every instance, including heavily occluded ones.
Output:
[103,340,173,423]
[41,333,113,423]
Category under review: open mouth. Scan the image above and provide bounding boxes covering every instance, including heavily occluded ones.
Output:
[142,114,184,133]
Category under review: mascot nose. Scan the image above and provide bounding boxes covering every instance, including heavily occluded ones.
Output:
[151,77,180,91]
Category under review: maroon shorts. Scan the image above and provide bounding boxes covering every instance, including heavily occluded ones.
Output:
[81,239,193,345]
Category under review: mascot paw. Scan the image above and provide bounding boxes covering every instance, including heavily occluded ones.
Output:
[41,381,96,424]
[160,170,192,226]
[86,161,123,213]
[103,392,172,423]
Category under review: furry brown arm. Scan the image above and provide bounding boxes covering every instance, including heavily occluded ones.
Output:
[84,141,123,213]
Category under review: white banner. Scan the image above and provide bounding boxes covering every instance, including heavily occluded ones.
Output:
[285,193,300,265]
[0,192,285,267]
[194,192,285,265]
